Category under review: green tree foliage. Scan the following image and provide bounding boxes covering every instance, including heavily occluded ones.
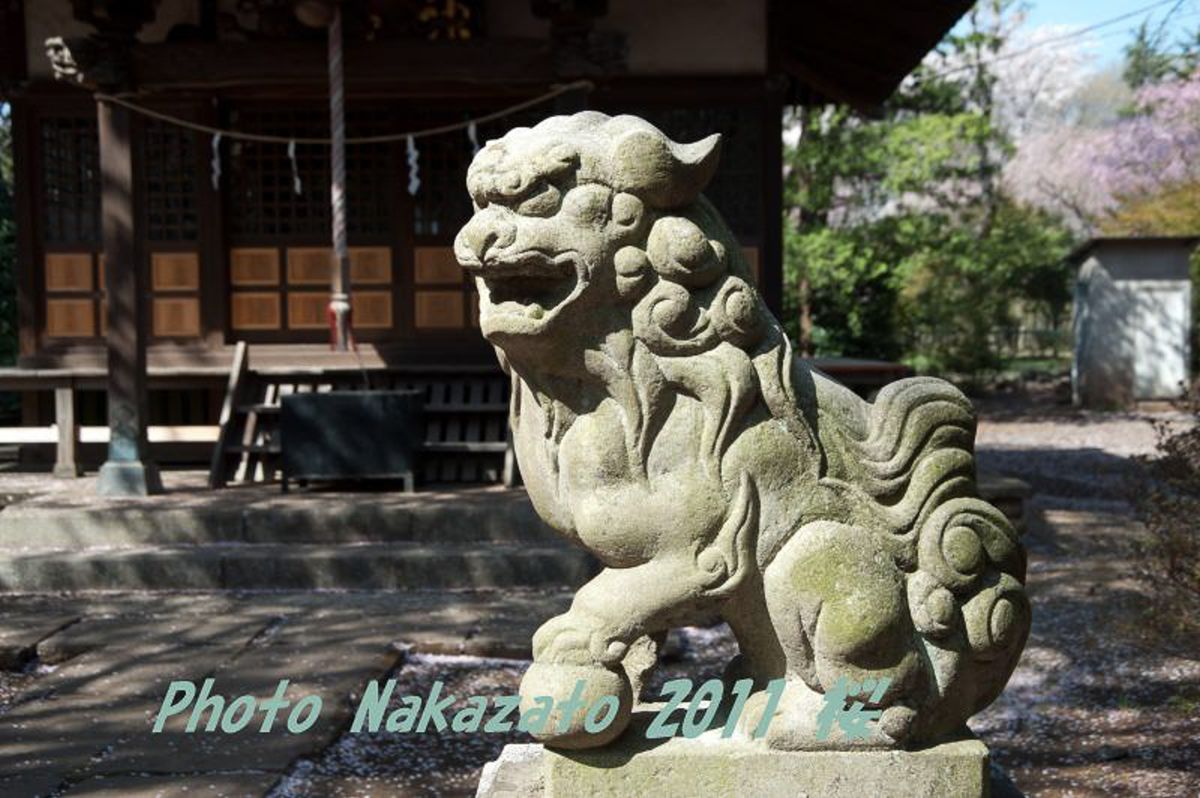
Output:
[1123,19,1200,90]
[1124,20,1179,89]
[782,1,1075,375]
[1106,180,1200,237]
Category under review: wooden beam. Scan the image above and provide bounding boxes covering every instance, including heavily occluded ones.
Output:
[0,425,219,444]
[0,0,26,85]
[125,39,555,94]
[96,98,162,496]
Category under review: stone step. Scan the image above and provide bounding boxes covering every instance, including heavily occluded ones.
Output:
[0,477,1028,552]
[0,542,597,592]
[0,490,558,551]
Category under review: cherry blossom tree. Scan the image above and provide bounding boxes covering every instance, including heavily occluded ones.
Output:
[1006,68,1200,231]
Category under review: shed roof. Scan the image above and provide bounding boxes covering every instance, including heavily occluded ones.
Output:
[1066,236,1200,265]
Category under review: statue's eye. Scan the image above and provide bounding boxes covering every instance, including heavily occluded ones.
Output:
[516,182,561,217]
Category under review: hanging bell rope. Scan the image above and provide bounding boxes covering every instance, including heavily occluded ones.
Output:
[327,4,352,352]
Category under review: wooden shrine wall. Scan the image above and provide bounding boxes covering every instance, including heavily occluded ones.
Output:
[17,87,774,357]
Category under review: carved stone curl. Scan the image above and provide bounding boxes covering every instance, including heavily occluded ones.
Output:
[455,112,1030,750]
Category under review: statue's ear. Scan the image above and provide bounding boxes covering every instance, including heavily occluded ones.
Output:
[611,129,722,209]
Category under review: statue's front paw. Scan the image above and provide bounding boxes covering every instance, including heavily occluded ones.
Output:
[533,613,628,667]
[519,661,633,749]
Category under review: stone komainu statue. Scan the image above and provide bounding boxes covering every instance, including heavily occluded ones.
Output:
[454,112,1029,750]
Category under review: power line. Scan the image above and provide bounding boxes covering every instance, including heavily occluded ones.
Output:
[1088,8,1200,44]
[1150,0,1189,45]
[921,0,1184,80]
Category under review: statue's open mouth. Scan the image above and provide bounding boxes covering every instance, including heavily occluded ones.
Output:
[468,250,582,329]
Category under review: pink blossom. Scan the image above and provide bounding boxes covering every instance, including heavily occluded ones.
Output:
[1005,69,1200,230]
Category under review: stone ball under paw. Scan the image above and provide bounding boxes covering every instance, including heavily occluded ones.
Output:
[519,661,634,750]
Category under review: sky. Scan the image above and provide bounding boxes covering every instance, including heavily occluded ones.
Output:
[1016,0,1200,68]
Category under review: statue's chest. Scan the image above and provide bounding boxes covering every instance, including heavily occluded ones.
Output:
[551,399,726,564]
[557,403,636,487]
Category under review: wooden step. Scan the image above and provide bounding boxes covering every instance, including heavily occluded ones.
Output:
[226,443,281,455]
[424,402,509,413]
[209,341,516,489]
[236,403,280,415]
[421,441,508,454]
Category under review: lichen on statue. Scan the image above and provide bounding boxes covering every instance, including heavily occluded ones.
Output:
[454,111,1030,751]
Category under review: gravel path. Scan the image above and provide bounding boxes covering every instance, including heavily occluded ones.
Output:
[970,403,1200,797]
[975,406,1193,510]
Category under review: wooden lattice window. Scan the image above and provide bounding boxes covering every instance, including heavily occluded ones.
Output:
[142,120,199,242]
[225,107,393,338]
[141,119,202,338]
[408,109,541,331]
[40,116,100,245]
[40,114,102,339]
[412,127,474,238]
[227,108,391,239]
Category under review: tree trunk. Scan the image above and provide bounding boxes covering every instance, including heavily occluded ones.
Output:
[798,271,813,357]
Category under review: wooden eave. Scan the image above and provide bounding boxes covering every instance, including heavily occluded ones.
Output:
[120,38,558,97]
[777,1,974,111]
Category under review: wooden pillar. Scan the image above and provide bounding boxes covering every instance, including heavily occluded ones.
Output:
[10,99,38,363]
[760,77,786,319]
[53,384,81,478]
[96,98,162,496]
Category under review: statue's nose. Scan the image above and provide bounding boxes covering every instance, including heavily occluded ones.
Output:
[455,208,517,266]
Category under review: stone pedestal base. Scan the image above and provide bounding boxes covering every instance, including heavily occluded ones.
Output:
[477,736,990,798]
[97,460,163,497]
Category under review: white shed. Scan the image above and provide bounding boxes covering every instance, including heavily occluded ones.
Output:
[1072,236,1198,408]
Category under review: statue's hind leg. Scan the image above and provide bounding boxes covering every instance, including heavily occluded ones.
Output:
[733,521,928,749]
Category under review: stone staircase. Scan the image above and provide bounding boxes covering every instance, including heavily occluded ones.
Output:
[0,477,595,592]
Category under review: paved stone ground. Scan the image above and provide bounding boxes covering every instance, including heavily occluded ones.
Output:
[0,590,570,797]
